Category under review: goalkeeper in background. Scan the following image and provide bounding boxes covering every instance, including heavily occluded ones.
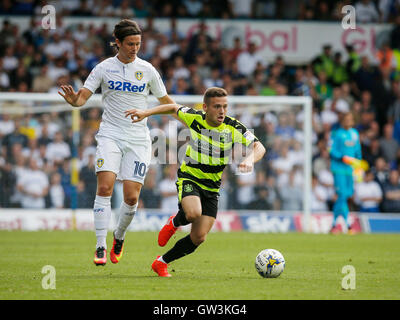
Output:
[329,112,362,234]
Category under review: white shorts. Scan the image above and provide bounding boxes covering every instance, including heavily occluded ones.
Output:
[95,135,151,184]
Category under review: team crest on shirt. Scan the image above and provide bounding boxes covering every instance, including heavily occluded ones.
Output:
[97,158,104,168]
[184,184,193,193]
[135,71,144,81]
[219,132,230,143]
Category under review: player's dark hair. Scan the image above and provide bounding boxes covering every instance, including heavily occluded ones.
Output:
[110,19,142,50]
[203,87,228,106]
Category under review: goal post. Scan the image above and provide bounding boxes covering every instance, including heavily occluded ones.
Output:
[0,93,313,232]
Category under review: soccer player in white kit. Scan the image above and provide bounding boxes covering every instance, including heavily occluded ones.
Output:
[58,20,174,266]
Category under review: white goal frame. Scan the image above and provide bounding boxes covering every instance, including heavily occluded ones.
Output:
[0,93,313,232]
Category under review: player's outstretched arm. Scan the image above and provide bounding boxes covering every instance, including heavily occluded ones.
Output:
[238,141,266,173]
[125,104,181,122]
[58,85,92,107]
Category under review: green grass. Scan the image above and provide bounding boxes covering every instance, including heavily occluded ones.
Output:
[0,231,399,300]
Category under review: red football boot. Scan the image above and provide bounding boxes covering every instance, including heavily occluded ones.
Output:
[110,231,124,264]
[158,215,177,247]
[151,256,171,277]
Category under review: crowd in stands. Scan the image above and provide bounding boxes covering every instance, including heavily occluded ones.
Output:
[1,4,400,213]
[1,0,400,23]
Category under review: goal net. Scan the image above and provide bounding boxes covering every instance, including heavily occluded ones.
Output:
[0,93,312,231]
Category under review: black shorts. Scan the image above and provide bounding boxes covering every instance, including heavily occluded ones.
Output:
[176,179,219,218]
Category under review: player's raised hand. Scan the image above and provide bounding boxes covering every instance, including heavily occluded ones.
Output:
[124,108,147,123]
[58,85,79,106]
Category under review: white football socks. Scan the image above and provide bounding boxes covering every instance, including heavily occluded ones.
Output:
[114,201,138,240]
[93,195,112,249]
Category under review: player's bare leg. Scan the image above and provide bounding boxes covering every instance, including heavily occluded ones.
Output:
[189,215,216,246]
[153,197,216,277]
[158,195,201,247]
[93,171,116,266]
[111,180,142,264]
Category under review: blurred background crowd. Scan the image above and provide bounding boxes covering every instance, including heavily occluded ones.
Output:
[1,0,400,22]
[1,0,400,213]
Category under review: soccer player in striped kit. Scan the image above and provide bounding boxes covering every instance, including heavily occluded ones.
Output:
[59,19,174,265]
[125,87,266,277]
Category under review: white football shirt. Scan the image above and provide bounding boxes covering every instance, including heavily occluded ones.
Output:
[83,55,167,143]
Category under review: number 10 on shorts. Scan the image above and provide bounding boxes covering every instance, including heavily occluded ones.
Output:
[133,161,146,178]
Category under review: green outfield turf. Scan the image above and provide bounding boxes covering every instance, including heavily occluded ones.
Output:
[0,231,399,300]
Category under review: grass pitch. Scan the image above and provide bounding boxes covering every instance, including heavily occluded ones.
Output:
[0,231,399,300]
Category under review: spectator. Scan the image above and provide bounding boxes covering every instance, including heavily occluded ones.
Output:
[311,174,329,212]
[17,158,49,209]
[114,0,136,19]
[390,15,400,49]
[2,46,18,72]
[32,65,54,92]
[229,0,254,18]
[2,118,28,156]
[140,166,161,209]
[44,33,68,60]
[45,131,71,166]
[379,0,400,22]
[254,0,277,19]
[272,142,295,188]
[364,138,383,168]
[278,168,303,211]
[79,153,97,205]
[354,170,383,212]
[58,159,72,207]
[353,56,380,94]
[237,42,265,76]
[186,21,213,63]
[380,123,399,163]
[93,0,116,17]
[47,57,69,83]
[314,70,333,106]
[317,168,335,209]
[382,169,400,212]
[183,0,203,17]
[372,157,390,189]
[355,0,380,23]
[345,44,362,78]
[228,37,243,62]
[77,180,93,208]
[0,114,15,138]
[0,161,15,208]
[331,52,348,86]
[203,68,223,88]
[0,58,10,90]
[72,0,93,16]
[133,0,150,17]
[247,186,273,210]
[49,172,65,208]
[312,45,334,81]
[159,164,178,212]
[375,42,397,73]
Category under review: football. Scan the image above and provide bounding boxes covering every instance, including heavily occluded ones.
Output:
[255,249,285,278]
